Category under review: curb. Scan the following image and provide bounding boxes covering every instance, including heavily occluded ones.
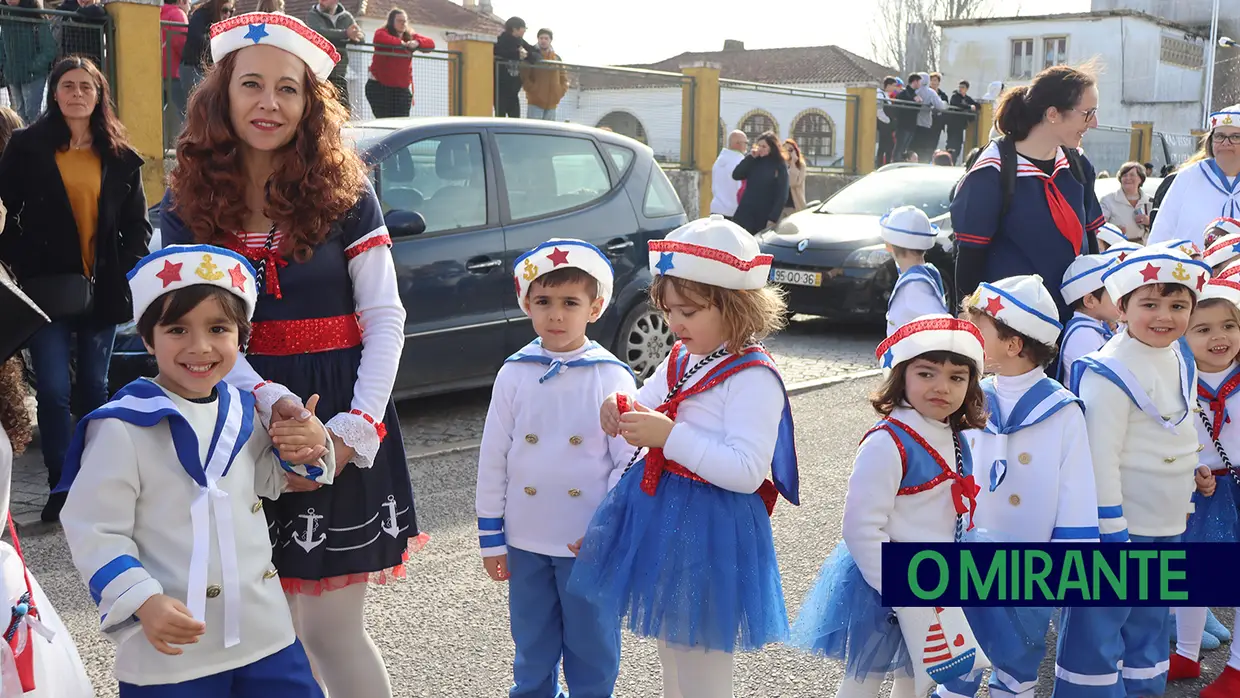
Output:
[12,512,59,539]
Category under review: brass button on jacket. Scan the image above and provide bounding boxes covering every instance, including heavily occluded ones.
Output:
[263,569,279,580]
[569,436,583,446]
[251,501,263,513]
[524,486,537,496]
[206,584,222,598]
[525,434,539,445]
[1008,494,1021,506]
[568,488,582,497]
[1018,453,1032,465]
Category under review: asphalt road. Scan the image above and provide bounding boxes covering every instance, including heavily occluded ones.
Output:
[19,376,1232,697]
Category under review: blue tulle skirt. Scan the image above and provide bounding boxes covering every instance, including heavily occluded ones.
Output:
[565,464,789,653]
[1185,474,1240,543]
[790,542,912,679]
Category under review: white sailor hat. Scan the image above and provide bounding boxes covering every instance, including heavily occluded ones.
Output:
[1152,238,1203,259]
[1204,231,1240,269]
[648,214,773,290]
[1204,217,1240,245]
[210,13,341,81]
[1061,254,1118,305]
[879,206,938,251]
[1101,246,1212,301]
[127,245,258,322]
[963,275,1063,346]
[1208,105,1240,131]
[1199,277,1240,308]
[1100,240,1142,263]
[513,239,615,315]
[876,314,985,372]
[1095,223,1127,249]
[1217,260,1240,282]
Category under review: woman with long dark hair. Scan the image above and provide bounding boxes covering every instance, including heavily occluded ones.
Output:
[0,57,151,521]
[161,13,423,697]
[731,130,789,234]
[365,8,435,118]
[951,64,1104,323]
[1148,104,1240,249]
[179,0,235,94]
[0,0,55,125]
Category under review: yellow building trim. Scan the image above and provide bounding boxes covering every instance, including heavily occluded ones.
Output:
[681,63,721,217]
[448,36,494,117]
[843,88,876,175]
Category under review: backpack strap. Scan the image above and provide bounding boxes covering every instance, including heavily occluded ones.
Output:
[997,135,1018,219]
[1063,147,1086,184]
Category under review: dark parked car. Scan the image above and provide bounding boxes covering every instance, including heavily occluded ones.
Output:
[109,118,687,395]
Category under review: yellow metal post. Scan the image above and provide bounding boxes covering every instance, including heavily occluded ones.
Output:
[846,86,878,175]
[680,61,721,218]
[107,0,164,201]
[1129,121,1153,163]
[975,101,996,152]
[447,33,495,117]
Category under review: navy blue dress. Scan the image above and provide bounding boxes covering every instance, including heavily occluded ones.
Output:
[160,188,422,590]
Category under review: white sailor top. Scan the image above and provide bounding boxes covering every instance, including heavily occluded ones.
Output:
[475,339,637,558]
[968,369,1099,543]
[58,379,334,686]
[1148,158,1240,249]
[1058,311,1114,385]
[1194,364,1240,479]
[886,263,949,337]
[1071,333,1200,540]
[843,407,978,594]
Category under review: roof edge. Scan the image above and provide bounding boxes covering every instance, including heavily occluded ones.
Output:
[936,10,1204,37]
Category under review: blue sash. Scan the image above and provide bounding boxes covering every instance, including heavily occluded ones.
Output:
[1058,316,1114,383]
[980,376,1082,491]
[505,338,635,383]
[1069,337,1196,431]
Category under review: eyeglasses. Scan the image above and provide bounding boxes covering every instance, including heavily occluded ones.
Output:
[220,5,234,14]
[1212,133,1240,145]
[1066,107,1099,121]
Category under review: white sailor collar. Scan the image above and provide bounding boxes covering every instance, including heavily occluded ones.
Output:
[967,140,1075,180]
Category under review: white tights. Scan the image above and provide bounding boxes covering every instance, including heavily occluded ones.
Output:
[657,639,735,698]
[1174,607,1240,669]
[286,584,393,698]
[835,673,916,698]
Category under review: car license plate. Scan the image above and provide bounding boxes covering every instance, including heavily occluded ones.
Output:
[772,268,823,287]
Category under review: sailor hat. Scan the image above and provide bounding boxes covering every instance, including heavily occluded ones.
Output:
[1100,240,1142,263]
[1199,277,1240,308]
[513,239,615,315]
[648,214,773,290]
[1209,105,1240,131]
[1101,246,1212,301]
[964,275,1063,346]
[1204,232,1240,269]
[879,206,938,251]
[876,314,985,372]
[1216,260,1240,282]
[128,245,258,322]
[1151,238,1202,259]
[1095,223,1128,249]
[1061,254,1118,305]
[211,12,341,80]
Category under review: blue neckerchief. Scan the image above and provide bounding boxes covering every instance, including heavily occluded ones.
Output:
[981,375,1082,491]
[1203,159,1240,218]
[1069,336,1196,431]
[504,338,635,383]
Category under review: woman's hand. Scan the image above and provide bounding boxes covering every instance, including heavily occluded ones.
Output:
[618,403,674,449]
[270,395,328,463]
[284,472,322,492]
[327,428,356,476]
[1134,212,1150,227]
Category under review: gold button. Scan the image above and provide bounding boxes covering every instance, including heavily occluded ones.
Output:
[1197,444,1205,453]
[568,488,581,497]
[263,569,278,580]
[1008,494,1021,506]
[1018,453,1031,465]
[569,436,583,446]
[1164,456,1176,463]
[525,434,538,445]
[524,486,537,496]
[206,584,222,598]
[251,501,263,513]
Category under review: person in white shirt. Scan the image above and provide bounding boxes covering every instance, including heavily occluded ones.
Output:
[475,239,634,698]
[880,206,949,337]
[710,130,748,217]
[1099,161,1153,242]
[1058,253,1120,385]
[1202,218,1240,273]
[1055,245,1211,698]
[1148,105,1240,249]
[568,215,800,698]
[793,314,989,698]
[939,276,1098,698]
[59,245,335,697]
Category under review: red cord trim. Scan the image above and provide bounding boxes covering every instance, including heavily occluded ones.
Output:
[647,239,773,271]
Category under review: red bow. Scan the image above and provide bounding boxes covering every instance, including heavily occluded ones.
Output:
[229,241,288,299]
[1199,384,1232,440]
[951,474,980,531]
[639,399,680,497]
[1041,176,1084,253]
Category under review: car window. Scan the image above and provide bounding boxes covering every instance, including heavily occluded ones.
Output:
[643,163,684,218]
[603,143,635,177]
[821,168,963,219]
[496,134,613,221]
[376,133,487,235]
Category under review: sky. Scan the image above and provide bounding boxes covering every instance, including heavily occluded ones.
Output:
[488,0,1091,68]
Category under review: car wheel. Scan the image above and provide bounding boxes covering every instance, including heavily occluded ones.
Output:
[615,301,675,381]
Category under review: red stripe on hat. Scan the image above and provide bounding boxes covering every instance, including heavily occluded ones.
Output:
[1208,278,1240,293]
[874,317,984,360]
[209,13,341,63]
[648,240,773,271]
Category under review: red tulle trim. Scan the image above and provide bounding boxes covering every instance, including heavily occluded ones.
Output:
[280,532,430,596]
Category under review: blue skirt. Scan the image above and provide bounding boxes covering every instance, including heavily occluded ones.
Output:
[566,465,789,653]
[1185,474,1240,543]
[790,542,911,679]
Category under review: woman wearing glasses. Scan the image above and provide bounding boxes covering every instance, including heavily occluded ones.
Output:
[1148,105,1240,249]
[179,0,235,94]
[950,64,1105,325]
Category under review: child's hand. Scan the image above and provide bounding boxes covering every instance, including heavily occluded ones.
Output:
[619,403,674,448]
[285,472,323,492]
[601,393,622,437]
[1196,466,1217,497]
[270,395,329,464]
[135,594,206,656]
[568,538,583,556]
[483,554,509,581]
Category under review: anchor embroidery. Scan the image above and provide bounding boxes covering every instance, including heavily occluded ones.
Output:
[292,508,325,552]
[195,254,224,281]
[521,259,539,282]
[1172,262,1190,282]
[381,495,406,539]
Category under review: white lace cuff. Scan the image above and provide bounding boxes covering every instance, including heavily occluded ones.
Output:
[253,380,299,428]
[325,411,383,469]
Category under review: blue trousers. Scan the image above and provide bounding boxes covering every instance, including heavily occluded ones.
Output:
[508,547,620,698]
[1051,534,1180,698]
[936,606,1052,697]
[118,639,322,697]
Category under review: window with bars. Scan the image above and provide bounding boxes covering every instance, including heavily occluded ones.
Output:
[1010,39,1034,80]
[792,112,833,166]
[740,111,776,144]
[1043,37,1068,69]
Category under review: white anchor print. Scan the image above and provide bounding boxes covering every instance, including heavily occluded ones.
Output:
[292,508,326,552]
[381,495,407,539]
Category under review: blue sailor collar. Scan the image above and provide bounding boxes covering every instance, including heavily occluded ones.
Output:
[1070,336,1196,431]
[981,374,1081,492]
[505,338,635,383]
[1199,159,1240,219]
[893,263,946,299]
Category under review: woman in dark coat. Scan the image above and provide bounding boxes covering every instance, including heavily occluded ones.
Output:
[731,130,789,234]
[493,15,540,118]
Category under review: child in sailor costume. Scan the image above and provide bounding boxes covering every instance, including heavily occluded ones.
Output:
[792,315,990,698]
[1149,106,1240,249]
[881,206,949,337]
[1059,255,1120,385]
[1202,218,1240,272]
[567,215,800,698]
[58,246,335,697]
[1095,223,1128,252]
[475,239,633,698]
[1054,246,1211,698]
[936,276,1098,698]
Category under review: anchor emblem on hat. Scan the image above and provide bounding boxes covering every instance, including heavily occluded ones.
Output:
[522,259,539,282]
[195,254,224,281]
[1172,263,1190,282]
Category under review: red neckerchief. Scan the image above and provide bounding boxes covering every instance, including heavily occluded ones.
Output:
[224,235,288,299]
[885,418,979,530]
[1198,370,1240,440]
[1038,167,1084,253]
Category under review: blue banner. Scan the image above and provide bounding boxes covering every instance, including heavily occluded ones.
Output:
[879,543,1238,607]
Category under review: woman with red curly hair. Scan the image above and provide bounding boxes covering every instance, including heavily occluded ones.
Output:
[159,13,421,697]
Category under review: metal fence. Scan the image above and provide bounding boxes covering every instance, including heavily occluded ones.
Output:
[1151,131,1202,175]
[497,59,695,167]
[875,97,979,168]
[0,7,110,126]
[1081,124,1135,176]
[161,21,188,152]
[719,79,858,173]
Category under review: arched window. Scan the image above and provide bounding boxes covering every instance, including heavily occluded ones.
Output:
[739,110,777,144]
[792,110,834,167]
[596,111,648,144]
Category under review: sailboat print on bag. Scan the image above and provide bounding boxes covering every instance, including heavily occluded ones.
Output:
[893,605,989,695]
[923,606,979,682]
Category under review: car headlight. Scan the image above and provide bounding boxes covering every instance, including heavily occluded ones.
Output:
[843,244,892,269]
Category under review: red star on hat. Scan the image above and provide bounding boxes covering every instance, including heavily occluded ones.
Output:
[1140,263,1161,282]
[547,247,570,267]
[984,295,1005,315]
[229,263,247,292]
[156,260,183,288]
[1198,273,1208,292]
[1118,252,1129,262]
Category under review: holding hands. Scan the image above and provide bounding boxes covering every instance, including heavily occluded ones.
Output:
[1196,466,1216,497]
[270,395,335,491]
[135,594,206,656]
